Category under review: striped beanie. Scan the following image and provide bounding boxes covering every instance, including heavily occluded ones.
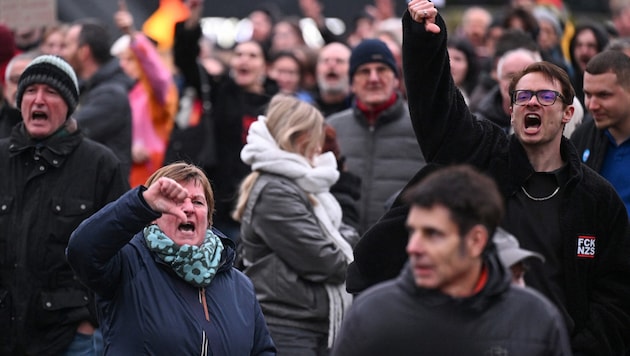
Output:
[16,55,79,118]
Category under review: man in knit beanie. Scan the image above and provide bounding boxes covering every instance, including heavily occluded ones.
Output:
[12,55,79,139]
[348,38,399,83]
[327,38,426,234]
[16,55,80,119]
[0,54,128,354]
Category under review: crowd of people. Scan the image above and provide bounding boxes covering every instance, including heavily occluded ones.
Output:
[1,0,630,354]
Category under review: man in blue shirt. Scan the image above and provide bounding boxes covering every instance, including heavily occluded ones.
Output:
[571,50,630,217]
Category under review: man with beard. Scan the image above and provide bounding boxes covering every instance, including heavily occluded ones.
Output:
[314,42,353,117]
[61,18,133,180]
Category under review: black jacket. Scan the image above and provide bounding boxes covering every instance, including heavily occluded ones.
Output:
[0,102,20,139]
[570,117,607,172]
[335,252,571,356]
[347,12,630,356]
[173,21,278,233]
[474,84,511,132]
[0,122,128,355]
[75,58,133,179]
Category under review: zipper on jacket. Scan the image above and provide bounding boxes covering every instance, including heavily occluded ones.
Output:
[199,288,210,321]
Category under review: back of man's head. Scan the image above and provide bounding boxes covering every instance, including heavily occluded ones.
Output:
[403,165,504,240]
[74,19,113,65]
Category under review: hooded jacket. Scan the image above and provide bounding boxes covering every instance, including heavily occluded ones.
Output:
[67,187,276,355]
[334,251,571,356]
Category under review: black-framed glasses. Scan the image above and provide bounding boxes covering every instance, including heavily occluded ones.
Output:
[511,90,566,106]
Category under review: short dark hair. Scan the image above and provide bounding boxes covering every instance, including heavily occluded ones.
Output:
[447,36,479,95]
[402,165,504,239]
[585,50,630,90]
[74,18,112,65]
[509,61,575,106]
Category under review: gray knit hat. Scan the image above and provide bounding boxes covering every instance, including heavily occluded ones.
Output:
[16,55,79,118]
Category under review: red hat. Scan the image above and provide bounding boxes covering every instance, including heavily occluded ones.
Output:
[0,24,20,86]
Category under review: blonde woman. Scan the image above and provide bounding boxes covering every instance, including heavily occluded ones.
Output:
[233,94,359,355]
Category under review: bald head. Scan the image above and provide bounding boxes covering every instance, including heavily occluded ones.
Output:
[497,49,542,108]
[317,42,351,96]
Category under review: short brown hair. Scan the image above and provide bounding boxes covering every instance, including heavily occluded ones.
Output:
[145,162,214,224]
[508,61,575,106]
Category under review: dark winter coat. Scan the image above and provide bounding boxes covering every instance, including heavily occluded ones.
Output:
[0,102,20,138]
[0,122,128,355]
[75,58,133,178]
[173,21,278,233]
[67,188,276,355]
[334,251,571,356]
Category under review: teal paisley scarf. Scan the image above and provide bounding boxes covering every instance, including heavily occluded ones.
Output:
[143,224,224,287]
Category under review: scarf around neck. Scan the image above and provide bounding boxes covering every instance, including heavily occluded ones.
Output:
[241,116,354,346]
[144,224,224,287]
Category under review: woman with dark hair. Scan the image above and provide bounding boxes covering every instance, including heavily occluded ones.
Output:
[501,7,540,41]
[447,36,480,103]
[267,50,315,104]
[171,0,279,240]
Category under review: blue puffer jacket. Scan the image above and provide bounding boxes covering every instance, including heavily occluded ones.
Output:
[67,188,276,355]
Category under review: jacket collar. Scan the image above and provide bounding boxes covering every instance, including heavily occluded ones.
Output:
[8,119,82,167]
[351,92,406,128]
[397,248,510,312]
[503,135,583,197]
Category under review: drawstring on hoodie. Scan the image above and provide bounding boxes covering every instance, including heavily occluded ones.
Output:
[199,288,210,322]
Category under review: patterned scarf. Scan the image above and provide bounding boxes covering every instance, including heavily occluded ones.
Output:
[143,224,224,287]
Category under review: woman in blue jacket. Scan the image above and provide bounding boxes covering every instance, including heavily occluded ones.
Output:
[67,162,276,355]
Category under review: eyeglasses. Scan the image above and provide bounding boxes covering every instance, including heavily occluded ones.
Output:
[511,90,566,106]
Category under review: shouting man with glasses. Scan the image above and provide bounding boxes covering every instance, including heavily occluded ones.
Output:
[345,1,630,355]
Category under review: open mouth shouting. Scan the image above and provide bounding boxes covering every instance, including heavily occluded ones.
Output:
[523,113,542,135]
[178,221,196,234]
[31,110,49,120]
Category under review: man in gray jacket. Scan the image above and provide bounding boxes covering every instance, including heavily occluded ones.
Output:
[327,38,425,234]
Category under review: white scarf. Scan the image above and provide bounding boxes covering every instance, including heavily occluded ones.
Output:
[241,116,354,346]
